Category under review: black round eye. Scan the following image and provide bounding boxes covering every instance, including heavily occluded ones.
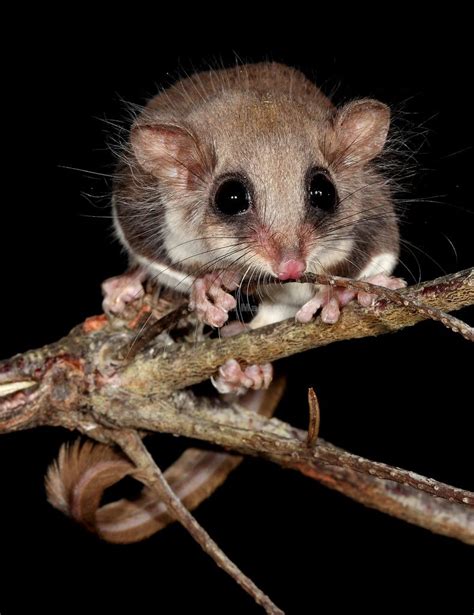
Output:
[214,179,251,215]
[308,172,338,212]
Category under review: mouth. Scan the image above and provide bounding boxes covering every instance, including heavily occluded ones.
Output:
[275,258,306,281]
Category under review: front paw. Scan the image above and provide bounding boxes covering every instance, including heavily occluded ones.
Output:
[295,274,406,324]
[356,274,406,307]
[102,270,146,315]
[189,272,239,328]
[211,359,273,395]
[295,286,349,324]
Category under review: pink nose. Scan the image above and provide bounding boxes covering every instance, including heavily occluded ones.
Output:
[277,259,306,281]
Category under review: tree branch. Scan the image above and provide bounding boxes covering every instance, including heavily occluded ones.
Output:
[0,269,473,612]
[87,392,474,545]
[118,268,473,396]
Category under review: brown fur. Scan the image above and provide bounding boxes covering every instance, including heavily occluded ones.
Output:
[114,62,399,279]
[47,63,400,543]
[46,380,286,543]
[45,440,134,532]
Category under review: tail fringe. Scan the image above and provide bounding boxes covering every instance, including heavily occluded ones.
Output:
[45,377,286,543]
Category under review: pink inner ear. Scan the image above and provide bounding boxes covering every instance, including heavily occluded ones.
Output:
[131,123,208,187]
[333,99,390,167]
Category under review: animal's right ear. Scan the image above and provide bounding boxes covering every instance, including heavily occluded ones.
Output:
[131,123,213,188]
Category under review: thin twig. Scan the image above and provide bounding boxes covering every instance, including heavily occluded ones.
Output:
[112,430,284,615]
[90,392,474,509]
[303,272,474,341]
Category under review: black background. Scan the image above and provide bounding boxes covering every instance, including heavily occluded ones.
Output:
[1,17,473,614]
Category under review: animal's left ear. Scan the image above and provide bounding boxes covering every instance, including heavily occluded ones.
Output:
[332,99,390,167]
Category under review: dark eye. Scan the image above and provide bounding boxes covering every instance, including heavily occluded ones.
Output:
[214,179,251,215]
[308,171,338,212]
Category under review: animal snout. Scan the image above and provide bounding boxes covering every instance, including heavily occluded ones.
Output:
[276,258,306,281]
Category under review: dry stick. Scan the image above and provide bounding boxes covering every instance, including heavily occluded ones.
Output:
[306,387,320,448]
[95,394,474,510]
[74,403,474,545]
[101,394,474,544]
[87,393,473,544]
[0,269,472,542]
[112,429,284,615]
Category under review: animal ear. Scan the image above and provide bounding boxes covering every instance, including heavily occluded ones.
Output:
[332,99,390,167]
[131,123,211,187]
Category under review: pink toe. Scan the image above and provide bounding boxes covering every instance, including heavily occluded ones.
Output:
[358,292,375,307]
[358,275,406,307]
[244,365,263,389]
[388,278,407,290]
[243,364,274,390]
[364,274,406,290]
[212,359,273,395]
[101,274,145,315]
[296,297,323,323]
[220,271,240,291]
[337,288,356,306]
[220,359,252,388]
[321,298,340,324]
[295,308,312,323]
[221,321,247,337]
[207,285,236,311]
[209,307,229,328]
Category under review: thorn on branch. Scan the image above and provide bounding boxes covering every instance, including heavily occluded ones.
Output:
[118,302,189,362]
[306,387,320,448]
